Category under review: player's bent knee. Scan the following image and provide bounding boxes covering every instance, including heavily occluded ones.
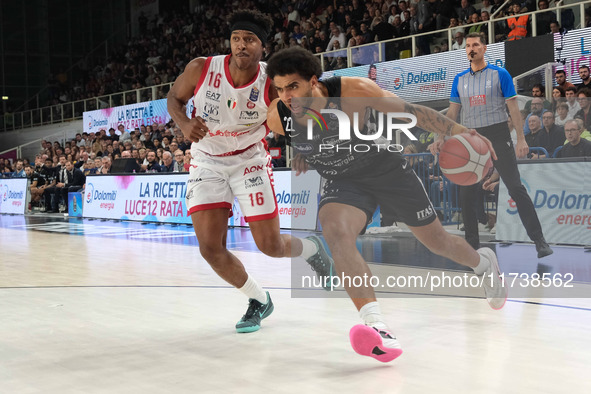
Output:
[257,240,285,258]
[198,244,227,266]
[321,219,359,244]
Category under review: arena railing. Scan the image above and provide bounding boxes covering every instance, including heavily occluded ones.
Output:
[315,0,590,71]
[1,82,173,133]
[1,1,589,133]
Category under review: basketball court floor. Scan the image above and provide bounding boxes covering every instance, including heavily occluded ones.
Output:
[1,213,590,393]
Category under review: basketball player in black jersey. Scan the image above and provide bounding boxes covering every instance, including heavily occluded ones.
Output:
[266,47,506,362]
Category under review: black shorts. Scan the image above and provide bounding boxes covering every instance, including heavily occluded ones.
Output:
[319,158,437,227]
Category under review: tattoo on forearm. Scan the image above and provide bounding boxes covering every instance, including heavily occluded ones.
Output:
[404,103,456,136]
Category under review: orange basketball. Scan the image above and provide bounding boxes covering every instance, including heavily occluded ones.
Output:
[439,133,493,186]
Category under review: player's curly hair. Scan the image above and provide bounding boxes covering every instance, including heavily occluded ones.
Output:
[228,10,273,41]
[266,47,323,81]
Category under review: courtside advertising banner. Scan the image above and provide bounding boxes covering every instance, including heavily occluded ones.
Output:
[82,172,321,229]
[276,170,322,230]
[83,174,191,224]
[0,178,27,214]
[497,161,591,245]
[83,99,171,134]
[322,42,505,103]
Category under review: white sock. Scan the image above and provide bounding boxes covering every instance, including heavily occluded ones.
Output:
[238,275,268,304]
[359,301,385,325]
[359,302,401,348]
[473,252,490,276]
[299,238,319,259]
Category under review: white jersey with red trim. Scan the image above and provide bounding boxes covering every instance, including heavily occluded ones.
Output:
[190,54,271,156]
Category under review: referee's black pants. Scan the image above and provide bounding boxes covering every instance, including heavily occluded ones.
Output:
[460,123,544,249]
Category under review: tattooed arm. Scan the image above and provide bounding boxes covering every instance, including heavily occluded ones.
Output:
[342,76,497,159]
[341,76,468,136]
[402,102,468,137]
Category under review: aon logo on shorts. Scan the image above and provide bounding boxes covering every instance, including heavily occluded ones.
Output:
[243,164,264,175]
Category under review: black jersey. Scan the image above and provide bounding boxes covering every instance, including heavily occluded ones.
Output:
[30,171,46,187]
[276,76,404,178]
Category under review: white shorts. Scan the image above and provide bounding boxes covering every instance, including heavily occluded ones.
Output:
[186,141,278,222]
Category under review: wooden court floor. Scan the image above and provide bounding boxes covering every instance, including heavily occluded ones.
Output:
[1,214,590,394]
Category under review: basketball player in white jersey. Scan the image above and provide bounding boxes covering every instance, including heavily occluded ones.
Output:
[167,10,335,334]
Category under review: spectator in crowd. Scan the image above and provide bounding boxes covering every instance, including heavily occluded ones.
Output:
[525,115,548,158]
[481,0,494,14]
[555,69,575,90]
[156,147,165,165]
[118,124,132,142]
[524,83,551,112]
[536,0,555,35]
[556,119,591,157]
[83,159,98,175]
[11,159,26,178]
[435,0,458,31]
[562,86,581,117]
[555,102,571,127]
[143,150,162,172]
[550,85,566,115]
[575,88,591,131]
[577,65,591,91]
[172,149,185,172]
[326,25,346,51]
[160,151,180,172]
[507,2,529,41]
[549,20,561,34]
[452,31,466,50]
[524,97,549,135]
[183,149,192,172]
[74,133,86,147]
[448,17,465,39]
[107,127,119,141]
[541,111,565,154]
[467,13,484,34]
[98,156,112,174]
[459,0,477,24]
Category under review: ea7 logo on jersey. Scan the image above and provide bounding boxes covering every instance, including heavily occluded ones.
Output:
[239,110,259,120]
[416,206,434,220]
[244,176,264,189]
[244,164,264,175]
[206,91,221,102]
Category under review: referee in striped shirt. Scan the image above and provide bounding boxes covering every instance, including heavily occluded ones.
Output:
[431,32,553,258]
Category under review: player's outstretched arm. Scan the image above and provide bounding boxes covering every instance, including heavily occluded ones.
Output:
[342,77,496,159]
[167,58,209,143]
[342,77,468,136]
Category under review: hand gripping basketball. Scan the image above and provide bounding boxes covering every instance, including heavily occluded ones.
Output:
[438,132,495,186]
